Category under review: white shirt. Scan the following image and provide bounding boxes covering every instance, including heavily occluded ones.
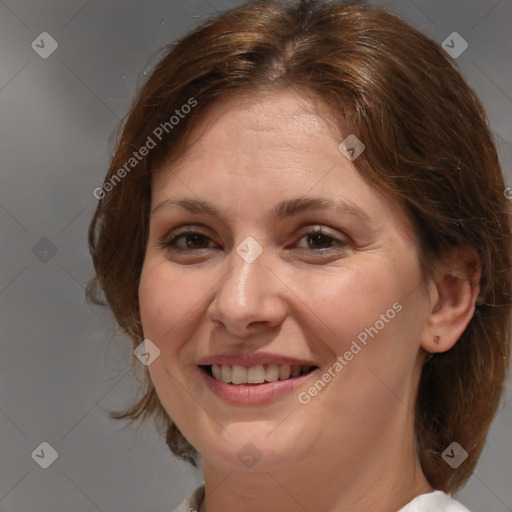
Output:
[172,484,471,511]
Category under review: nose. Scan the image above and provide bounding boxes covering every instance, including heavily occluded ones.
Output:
[207,244,287,338]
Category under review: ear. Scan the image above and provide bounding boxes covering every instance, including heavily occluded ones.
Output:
[421,246,481,354]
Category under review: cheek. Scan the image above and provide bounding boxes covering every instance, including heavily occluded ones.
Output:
[291,254,426,405]
[293,260,425,426]
[138,268,167,341]
[292,257,415,349]
[138,264,201,353]
[138,264,205,418]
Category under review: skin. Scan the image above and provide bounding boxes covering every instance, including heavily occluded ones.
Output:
[138,87,480,512]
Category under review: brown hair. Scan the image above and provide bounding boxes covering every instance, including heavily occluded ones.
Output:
[86,0,512,492]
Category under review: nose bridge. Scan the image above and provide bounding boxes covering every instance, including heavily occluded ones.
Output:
[220,243,268,310]
[209,241,285,334]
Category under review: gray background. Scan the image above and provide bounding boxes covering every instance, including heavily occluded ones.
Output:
[0,0,511,511]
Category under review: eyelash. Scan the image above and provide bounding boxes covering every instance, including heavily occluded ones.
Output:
[158,227,348,254]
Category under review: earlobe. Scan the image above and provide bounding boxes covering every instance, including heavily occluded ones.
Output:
[421,248,481,354]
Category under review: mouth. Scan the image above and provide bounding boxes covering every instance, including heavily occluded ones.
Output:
[199,363,318,385]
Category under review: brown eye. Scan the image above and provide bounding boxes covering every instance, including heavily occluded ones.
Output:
[305,232,337,249]
[159,230,218,251]
[294,228,348,252]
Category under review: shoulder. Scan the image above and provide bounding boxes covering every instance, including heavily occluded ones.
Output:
[397,490,472,512]
[171,484,205,512]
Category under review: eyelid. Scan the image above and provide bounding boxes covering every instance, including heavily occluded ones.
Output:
[161,224,215,241]
[290,226,350,250]
[158,225,218,249]
[158,224,350,254]
[293,225,347,242]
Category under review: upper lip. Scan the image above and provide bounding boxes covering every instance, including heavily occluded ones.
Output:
[197,351,318,367]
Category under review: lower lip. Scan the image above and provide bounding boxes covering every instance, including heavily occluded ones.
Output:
[199,367,318,405]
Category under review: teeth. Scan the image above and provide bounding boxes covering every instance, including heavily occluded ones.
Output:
[247,365,265,384]
[290,365,301,377]
[212,364,222,380]
[208,363,313,384]
[266,364,280,382]
[279,365,291,380]
[231,365,246,385]
[221,364,232,383]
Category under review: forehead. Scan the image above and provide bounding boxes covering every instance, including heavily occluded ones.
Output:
[148,89,417,250]
[152,88,345,181]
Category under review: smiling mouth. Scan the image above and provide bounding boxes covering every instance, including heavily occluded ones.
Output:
[199,363,318,385]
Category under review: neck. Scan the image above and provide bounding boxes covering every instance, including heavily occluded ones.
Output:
[199,426,433,512]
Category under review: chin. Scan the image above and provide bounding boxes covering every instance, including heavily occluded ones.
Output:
[197,426,312,473]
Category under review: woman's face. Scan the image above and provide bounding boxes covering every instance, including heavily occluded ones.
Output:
[139,88,432,473]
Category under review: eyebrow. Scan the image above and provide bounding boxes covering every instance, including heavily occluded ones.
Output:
[151,196,370,224]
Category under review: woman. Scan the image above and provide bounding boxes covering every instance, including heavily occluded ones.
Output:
[87,1,511,511]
